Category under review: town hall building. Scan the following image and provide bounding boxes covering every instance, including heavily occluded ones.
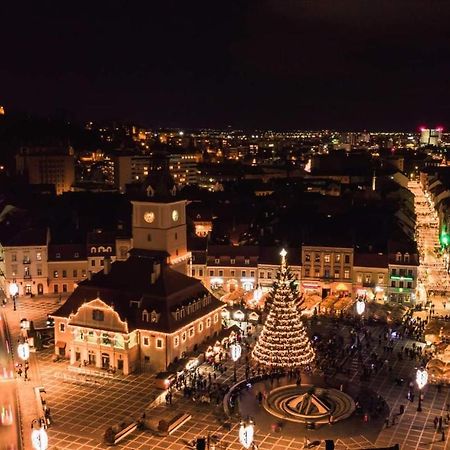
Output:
[51,161,224,374]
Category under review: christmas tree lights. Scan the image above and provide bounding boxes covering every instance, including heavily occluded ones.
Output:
[252,249,315,369]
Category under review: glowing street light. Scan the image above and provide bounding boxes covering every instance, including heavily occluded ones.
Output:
[416,367,428,412]
[31,421,48,450]
[17,342,30,361]
[239,419,254,449]
[356,299,365,316]
[230,342,242,382]
[9,282,18,311]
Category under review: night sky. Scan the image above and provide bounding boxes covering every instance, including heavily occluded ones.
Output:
[2,1,450,130]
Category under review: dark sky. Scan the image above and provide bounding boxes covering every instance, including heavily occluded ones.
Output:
[2,0,450,130]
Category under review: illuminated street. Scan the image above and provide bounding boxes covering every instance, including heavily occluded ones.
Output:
[0,312,20,450]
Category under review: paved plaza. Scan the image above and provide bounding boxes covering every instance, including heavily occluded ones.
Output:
[1,296,449,450]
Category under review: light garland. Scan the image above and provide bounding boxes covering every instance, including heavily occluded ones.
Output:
[252,249,315,369]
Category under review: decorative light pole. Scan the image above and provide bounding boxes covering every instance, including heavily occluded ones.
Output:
[17,342,30,361]
[9,281,19,311]
[416,367,428,412]
[31,419,48,450]
[230,342,242,382]
[239,418,254,449]
[356,299,365,317]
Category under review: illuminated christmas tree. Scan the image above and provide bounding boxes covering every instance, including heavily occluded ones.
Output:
[252,249,315,369]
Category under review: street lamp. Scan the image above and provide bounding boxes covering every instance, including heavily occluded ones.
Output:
[17,342,30,361]
[230,342,242,382]
[31,419,48,450]
[239,418,254,449]
[9,281,18,311]
[356,299,366,316]
[416,367,428,412]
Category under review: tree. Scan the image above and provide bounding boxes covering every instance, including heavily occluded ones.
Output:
[252,249,315,369]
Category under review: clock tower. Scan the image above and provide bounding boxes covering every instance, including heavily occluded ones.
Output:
[131,153,189,274]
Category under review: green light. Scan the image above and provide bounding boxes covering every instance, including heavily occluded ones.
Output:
[441,227,450,247]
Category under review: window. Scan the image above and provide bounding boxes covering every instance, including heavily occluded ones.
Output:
[250,271,255,278]
[142,310,149,322]
[143,337,149,346]
[156,338,163,349]
[82,269,86,277]
[91,260,95,267]
[181,331,187,342]
[62,270,67,278]
[407,282,412,289]
[36,252,42,261]
[173,336,179,347]
[92,309,104,321]
[244,258,250,265]
[364,274,371,283]
[399,268,405,276]
[206,318,211,328]
[215,258,220,264]
[396,252,402,262]
[11,253,16,262]
[209,270,214,276]
[230,258,235,264]
[334,270,340,279]
[74,252,79,258]
[344,269,350,279]
[324,254,331,263]
[344,254,350,264]
[314,254,320,263]
[192,268,196,276]
[335,254,341,263]
[324,269,330,278]
[59,323,65,332]
[100,260,104,266]
[53,285,59,293]
[219,270,223,277]
[260,271,265,279]
[404,253,410,263]
[231,270,235,277]
[73,269,78,277]
[399,281,404,288]
[175,232,178,240]
[391,268,397,276]
[147,234,152,242]
[378,274,384,283]
[391,280,396,287]
[198,322,203,332]
[242,270,246,277]
[62,284,67,292]
[305,253,311,262]
[37,267,42,276]
[267,272,272,279]
[357,273,362,283]
[315,268,320,277]
[214,313,218,323]
[199,269,203,277]
[189,327,195,338]
[56,253,61,259]
[407,269,413,277]
[53,270,59,278]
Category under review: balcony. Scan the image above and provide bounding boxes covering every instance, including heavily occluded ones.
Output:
[24,274,32,280]
[23,259,31,265]
[362,281,375,288]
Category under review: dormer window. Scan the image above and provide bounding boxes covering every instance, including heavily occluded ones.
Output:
[142,310,149,322]
[396,252,402,262]
[230,258,235,264]
[404,253,410,263]
[56,253,61,259]
[151,311,159,323]
[215,258,220,264]
[244,258,250,265]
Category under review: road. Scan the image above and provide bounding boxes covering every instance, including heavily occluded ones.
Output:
[0,312,21,450]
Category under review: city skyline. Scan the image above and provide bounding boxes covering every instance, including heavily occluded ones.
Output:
[2,1,450,130]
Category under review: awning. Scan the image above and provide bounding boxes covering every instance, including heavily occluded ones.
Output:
[55,341,66,349]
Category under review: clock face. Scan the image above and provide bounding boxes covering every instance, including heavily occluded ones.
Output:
[144,212,155,223]
[172,210,179,222]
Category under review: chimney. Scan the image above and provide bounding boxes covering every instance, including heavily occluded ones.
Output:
[150,262,161,284]
[104,256,112,275]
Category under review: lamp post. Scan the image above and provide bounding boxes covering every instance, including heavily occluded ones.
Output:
[416,367,428,412]
[239,418,254,449]
[9,281,18,311]
[356,298,365,317]
[31,418,48,450]
[230,342,242,382]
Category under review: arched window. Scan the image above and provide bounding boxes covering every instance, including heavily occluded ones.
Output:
[404,253,410,263]
[91,247,97,254]
[395,252,402,262]
[142,310,149,322]
[106,246,112,252]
